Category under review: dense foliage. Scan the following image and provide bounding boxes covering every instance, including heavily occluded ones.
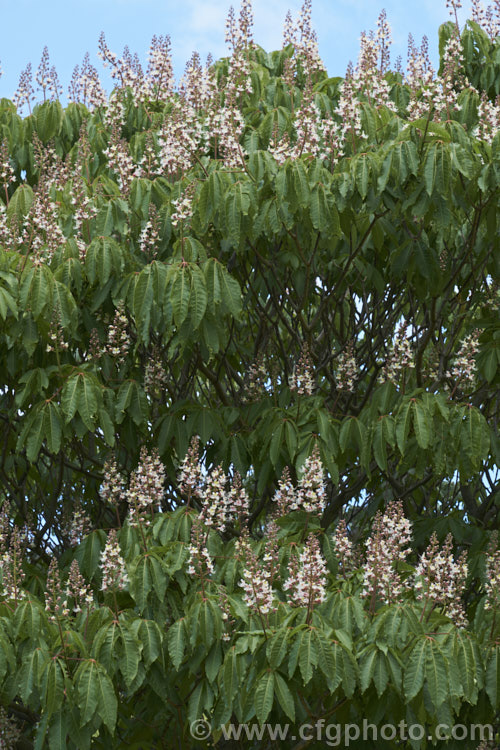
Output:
[0,0,499,746]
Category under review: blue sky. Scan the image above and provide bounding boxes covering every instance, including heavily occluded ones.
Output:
[0,0,473,103]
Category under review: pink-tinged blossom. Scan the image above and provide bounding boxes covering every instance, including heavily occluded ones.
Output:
[145,35,174,102]
[362,501,412,606]
[378,321,414,385]
[289,346,314,395]
[199,465,229,532]
[63,504,92,547]
[126,447,166,527]
[414,532,468,627]
[446,330,480,387]
[237,538,276,615]
[336,343,358,392]
[100,455,126,507]
[68,52,107,109]
[178,436,205,502]
[295,446,326,514]
[65,559,94,614]
[105,302,131,365]
[100,529,128,592]
[186,516,214,578]
[473,92,500,145]
[273,467,296,516]
[284,534,327,609]
[0,526,27,603]
[483,533,500,612]
[334,519,355,574]
[471,0,500,39]
[227,472,250,524]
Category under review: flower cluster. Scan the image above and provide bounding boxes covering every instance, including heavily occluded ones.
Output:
[178,436,204,501]
[100,529,128,592]
[362,501,412,606]
[243,355,269,402]
[483,532,500,612]
[13,62,35,114]
[170,181,197,229]
[100,455,126,507]
[273,450,326,515]
[414,532,468,627]
[63,504,92,547]
[0,526,27,603]
[103,121,140,194]
[126,447,165,527]
[105,303,131,365]
[35,46,62,101]
[378,321,414,385]
[283,0,325,80]
[65,559,94,614]
[0,139,15,195]
[334,519,355,575]
[138,204,161,257]
[68,52,107,109]
[471,0,500,39]
[295,447,327,514]
[283,534,327,609]
[45,557,69,619]
[186,516,214,578]
[289,346,314,395]
[145,35,174,102]
[227,472,250,525]
[447,330,480,387]
[144,347,168,397]
[335,343,358,392]
[237,538,276,616]
[473,92,500,145]
[198,465,230,533]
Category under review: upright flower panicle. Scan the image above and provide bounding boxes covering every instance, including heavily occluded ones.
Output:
[283,534,328,610]
[362,501,412,606]
[237,537,276,616]
[289,346,314,395]
[484,532,500,612]
[414,532,468,627]
[100,529,128,592]
[295,446,326,514]
[100,455,126,507]
[126,447,166,527]
[178,436,205,501]
[334,519,355,574]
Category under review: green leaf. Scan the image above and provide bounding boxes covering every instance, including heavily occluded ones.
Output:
[405,638,426,701]
[412,399,431,449]
[485,646,500,709]
[75,660,99,725]
[424,639,448,709]
[189,264,208,329]
[254,671,275,723]
[298,629,317,685]
[274,672,295,721]
[170,265,190,327]
[167,618,186,670]
[137,619,162,667]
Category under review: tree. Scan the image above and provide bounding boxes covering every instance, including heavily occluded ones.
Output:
[0,0,499,746]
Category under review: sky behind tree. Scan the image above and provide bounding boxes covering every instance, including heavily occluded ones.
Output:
[0,0,473,103]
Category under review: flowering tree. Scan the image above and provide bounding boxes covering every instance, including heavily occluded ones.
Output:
[0,0,499,746]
